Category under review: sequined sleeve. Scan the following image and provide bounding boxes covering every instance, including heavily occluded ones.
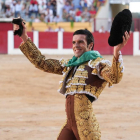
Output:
[100,52,124,87]
[19,38,64,75]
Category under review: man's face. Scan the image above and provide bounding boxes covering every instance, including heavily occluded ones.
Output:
[72,34,91,58]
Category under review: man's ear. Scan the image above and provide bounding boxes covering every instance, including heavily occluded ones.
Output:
[88,42,94,50]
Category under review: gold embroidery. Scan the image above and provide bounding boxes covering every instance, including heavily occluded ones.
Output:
[96,82,107,98]
[85,85,91,92]
[75,70,88,78]
[70,85,77,92]
[81,71,88,78]
[77,85,84,92]
[72,77,79,84]
[74,94,101,140]
[80,111,90,120]
[66,80,71,88]
[101,56,123,86]
[19,39,64,75]
[89,57,104,68]
[92,68,98,74]
[82,129,90,137]
[75,71,82,76]
[62,67,67,73]
[59,59,69,67]
[90,86,97,95]
[78,65,85,70]
[79,77,86,84]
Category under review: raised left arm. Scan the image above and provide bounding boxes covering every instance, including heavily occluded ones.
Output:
[114,31,130,60]
[100,31,130,87]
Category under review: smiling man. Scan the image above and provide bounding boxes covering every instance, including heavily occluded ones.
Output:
[14,22,130,140]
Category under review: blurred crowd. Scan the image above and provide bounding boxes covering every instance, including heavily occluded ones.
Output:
[0,0,105,22]
[59,0,105,22]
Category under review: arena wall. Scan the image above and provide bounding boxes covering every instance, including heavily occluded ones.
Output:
[0,31,139,55]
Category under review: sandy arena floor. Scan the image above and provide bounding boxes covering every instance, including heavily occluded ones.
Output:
[0,54,140,140]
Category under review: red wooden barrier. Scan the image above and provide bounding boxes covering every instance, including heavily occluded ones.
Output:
[14,32,33,48]
[39,32,58,49]
[63,32,133,55]
[0,23,13,31]
[93,32,111,55]
[63,32,73,49]
[0,31,134,55]
[0,31,7,54]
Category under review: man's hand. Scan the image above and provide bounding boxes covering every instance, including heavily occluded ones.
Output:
[114,31,130,60]
[13,18,28,43]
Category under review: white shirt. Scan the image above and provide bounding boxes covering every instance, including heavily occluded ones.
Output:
[15,4,22,12]
[29,4,38,11]
[38,4,46,14]
[37,0,46,5]
[45,9,53,16]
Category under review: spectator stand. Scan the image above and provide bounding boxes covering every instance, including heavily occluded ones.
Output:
[0,0,139,32]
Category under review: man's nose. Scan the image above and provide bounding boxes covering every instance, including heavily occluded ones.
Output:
[75,42,79,47]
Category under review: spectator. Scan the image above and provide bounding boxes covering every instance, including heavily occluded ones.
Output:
[20,4,27,19]
[69,8,75,19]
[0,1,5,14]
[93,0,98,10]
[53,15,61,22]
[87,0,93,8]
[63,1,71,13]
[44,8,53,22]
[38,2,46,14]
[46,2,54,10]
[29,2,39,18]
[80,0,85,7]
[57,0,65,20]
[72,0,80,9]
[15,1,22,17]
[50,0,56,10]
[77,2,83,11]
[75,8,82,22]
[89,6,96,17]
[5,6,12,18]
[69,15,74,22]
[10,1,16,16]
[81,7,90,22]
[24,12,32,22]
[5,0,12,7]
[45,26,54,32]
[55,26,64,32]
[62,9,69,22]
[99,26,105,33]
[37,0,46,6]
[30,0,38,5]
[84,0,88,7]
[39,13,45,22]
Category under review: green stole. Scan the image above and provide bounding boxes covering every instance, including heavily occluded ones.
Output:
[65,51,102,67]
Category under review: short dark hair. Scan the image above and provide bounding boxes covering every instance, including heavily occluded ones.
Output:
[73,29,94,50]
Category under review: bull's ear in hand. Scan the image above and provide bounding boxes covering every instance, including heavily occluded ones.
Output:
[12,18,26,37]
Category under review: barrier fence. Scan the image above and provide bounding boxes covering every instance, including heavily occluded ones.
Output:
[0,31,139,55]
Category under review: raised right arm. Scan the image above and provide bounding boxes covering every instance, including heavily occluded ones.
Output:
[14,19,64,75]
[19,38,64,75]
